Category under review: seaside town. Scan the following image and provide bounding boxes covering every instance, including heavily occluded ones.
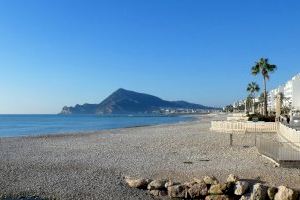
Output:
[158,108,216,115]
[225,72,300,130]
[228,73,300,118]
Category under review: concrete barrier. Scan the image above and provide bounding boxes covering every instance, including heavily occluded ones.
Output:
[210,121,278,133]
[210,121,299,148]
[278,123,300,149]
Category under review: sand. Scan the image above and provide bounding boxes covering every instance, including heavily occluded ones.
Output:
[0,114,299,199]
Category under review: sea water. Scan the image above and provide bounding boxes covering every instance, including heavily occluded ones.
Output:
[0,114,193,137]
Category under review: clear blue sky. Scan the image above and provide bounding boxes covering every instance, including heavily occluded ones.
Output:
[0,0,300,114]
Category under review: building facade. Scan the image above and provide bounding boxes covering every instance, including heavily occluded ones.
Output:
[267,85,284,112]
[268,73,300,112]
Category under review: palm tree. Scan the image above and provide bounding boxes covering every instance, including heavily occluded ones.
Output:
[258,92,267,115]
[277,92,292,114]
[278,92,285,107]
[246,95,253,112]
[251,58,277,116]
[246,82,260,113]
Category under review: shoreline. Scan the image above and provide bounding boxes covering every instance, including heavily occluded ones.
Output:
[7,118,200,141]
[0,114,201,139]
[1,114,299,199]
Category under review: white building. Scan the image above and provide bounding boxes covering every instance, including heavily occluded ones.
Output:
[268,73,300,111]
[267,85,284,112]
[284,74,300,110]
[233,100,244,109]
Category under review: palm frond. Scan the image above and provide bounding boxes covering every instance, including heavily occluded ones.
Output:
[251,64,260,75]
[266,64,277,72]
[246,82,260,95]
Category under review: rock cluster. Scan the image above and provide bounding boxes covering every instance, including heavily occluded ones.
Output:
[125,174,299,200]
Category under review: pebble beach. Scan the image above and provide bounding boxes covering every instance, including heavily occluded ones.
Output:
[0,114,299,199]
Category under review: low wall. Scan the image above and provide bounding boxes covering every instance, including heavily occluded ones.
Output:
[278,123,300,149]
[226,113,249,121]
[211,121,300,148]
[227,116,249,121]
[210,121,278,133]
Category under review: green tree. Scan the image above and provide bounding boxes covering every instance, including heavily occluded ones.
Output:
[251,58,277,116]
[246,82,260,112]
[224,105,234,112]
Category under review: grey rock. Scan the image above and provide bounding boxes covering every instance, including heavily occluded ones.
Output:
[149,189,167,196]
[188,182,208,198]
[234,181,249,195]
[124,176,151,189]
[168,185,188,198]
[165,180,179,188]
[227,174,239,183]
[209,183,224,195]
[274,186,298,200]
[250,183,267,200]
[147,180,167,190]
[204,176,219,185]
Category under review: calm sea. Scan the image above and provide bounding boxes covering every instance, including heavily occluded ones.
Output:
[0,114,193,137]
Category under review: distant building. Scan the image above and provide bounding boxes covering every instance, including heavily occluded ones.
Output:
[254,97,260,103]
[267,85,284,112]
[230,74,300,113]
[233,100,244,109]
[268,73,300,111]
[284,74,300,110]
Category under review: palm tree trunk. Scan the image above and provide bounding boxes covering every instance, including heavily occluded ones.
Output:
[252,98,255,113]
[263,76,268,116]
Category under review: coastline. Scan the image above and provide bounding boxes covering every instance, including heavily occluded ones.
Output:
[7,117,200,141]
[0,114,197,138]
[1,114,299,199]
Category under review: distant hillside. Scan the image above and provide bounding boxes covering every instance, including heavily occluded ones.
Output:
[60,88,216,114]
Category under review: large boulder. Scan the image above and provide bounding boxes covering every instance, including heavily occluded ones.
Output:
[147,180,167,190]
[234,181,249,195]
[250,183,267,200]
[274,186,298,200]
[227,174,239,183]
[204,176,219,185]
[124,176,151,189]
[205,195,231,200]
[188,182,208,198]
[168,185,188,198]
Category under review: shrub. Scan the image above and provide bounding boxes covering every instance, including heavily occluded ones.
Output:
[247,114,275,122]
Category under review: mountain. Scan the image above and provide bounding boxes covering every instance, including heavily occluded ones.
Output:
[60,88,216,114]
